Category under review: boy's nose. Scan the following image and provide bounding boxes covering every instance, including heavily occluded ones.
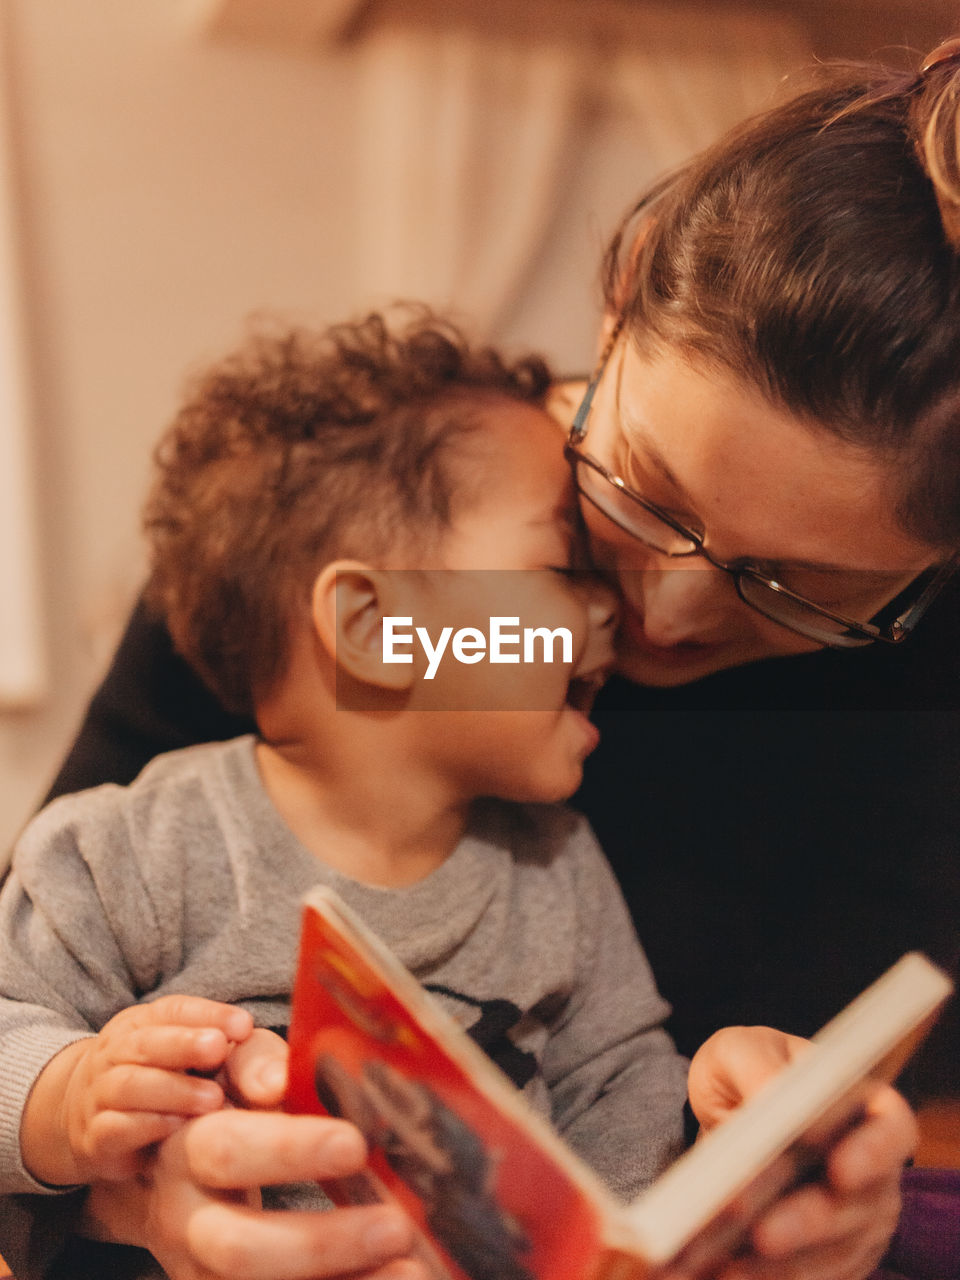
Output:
[579,576,619,665]
[584,577,619,634]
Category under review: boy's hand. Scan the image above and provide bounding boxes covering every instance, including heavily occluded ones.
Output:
[21,995,253,1186]
[685,1025,916,1280]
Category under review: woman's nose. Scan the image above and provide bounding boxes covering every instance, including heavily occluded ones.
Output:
[623,562,738,646]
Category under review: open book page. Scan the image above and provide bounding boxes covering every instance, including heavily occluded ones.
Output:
[625,951,953,1272]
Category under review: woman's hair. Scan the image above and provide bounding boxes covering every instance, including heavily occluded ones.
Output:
[604,45,960,548]
[144,307,551,716]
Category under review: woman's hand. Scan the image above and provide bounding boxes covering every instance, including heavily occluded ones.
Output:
[685,1025,916,1280]
[84,1029,429,1280]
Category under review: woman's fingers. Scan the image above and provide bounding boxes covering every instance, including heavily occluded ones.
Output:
[729,1086,910,1280]
[185,1201,422,1280]
[97,1062,223,1114]
[686,1029,915,1280]
[183,1109,367,1188]
[750,1176,900,1257]
[825,1083,917,1191]
[79,1109,189,1180]
[718,1234,890,1280]
[140,1111,425,1280]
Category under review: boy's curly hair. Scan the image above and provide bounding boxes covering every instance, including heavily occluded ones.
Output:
[143,307,553,717]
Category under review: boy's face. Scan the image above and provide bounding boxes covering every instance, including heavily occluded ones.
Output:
[398,398,616,805]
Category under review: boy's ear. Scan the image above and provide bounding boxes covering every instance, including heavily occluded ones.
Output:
[311,560,414,691]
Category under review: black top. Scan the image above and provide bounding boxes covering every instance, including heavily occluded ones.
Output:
[44,588,960,1103]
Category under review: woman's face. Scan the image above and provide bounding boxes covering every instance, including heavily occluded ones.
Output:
[577,336,944,687]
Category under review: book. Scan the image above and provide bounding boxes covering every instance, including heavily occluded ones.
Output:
[284,886,953,1280]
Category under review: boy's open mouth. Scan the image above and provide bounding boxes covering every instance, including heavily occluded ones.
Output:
[565,670,608,715]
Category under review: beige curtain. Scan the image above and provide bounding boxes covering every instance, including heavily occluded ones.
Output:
[606,5,811,166]
[352,2,811,337]
[354,17,588,332]
[0,4,45,709]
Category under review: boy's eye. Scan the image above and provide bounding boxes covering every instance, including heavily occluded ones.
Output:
[548,565,579,579]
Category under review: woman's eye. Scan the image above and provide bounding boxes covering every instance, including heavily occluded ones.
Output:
[548,564,578,578]
[613,445,702,531]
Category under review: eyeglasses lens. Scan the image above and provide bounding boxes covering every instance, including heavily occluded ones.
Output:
[573,457,698,556]
[736,576,873,647]
[572,455,878,647]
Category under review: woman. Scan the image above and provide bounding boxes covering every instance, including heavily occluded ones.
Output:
[37,37,960,1280]
[564,38,960,1101]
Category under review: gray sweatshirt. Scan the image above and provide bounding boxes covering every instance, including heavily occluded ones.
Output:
[0,736,687,1277]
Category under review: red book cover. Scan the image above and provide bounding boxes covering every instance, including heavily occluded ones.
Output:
[284,888,629,1280]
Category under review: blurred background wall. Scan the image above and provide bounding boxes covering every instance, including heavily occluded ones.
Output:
[0,0,955,853]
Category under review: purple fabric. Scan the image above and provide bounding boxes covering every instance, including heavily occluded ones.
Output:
[870,1169,960,1280]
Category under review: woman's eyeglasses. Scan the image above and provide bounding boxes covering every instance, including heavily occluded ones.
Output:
[565,337,959,649]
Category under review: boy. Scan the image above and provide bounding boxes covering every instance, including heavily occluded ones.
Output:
[0,309,687,1274]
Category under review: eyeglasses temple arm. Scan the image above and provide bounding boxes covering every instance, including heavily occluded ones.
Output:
[569,375,600,444]
[891,555,960,637]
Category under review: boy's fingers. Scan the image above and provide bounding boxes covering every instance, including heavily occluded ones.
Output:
[187,1201,423,1280]
[113,1024,234,1072]
[688,1027,810,1131]
[184,1110,367,1187]
[131,996,254,1043]
[221,1027,289,1107]
[100,1063,223,1114]
[84,1109,188,1176]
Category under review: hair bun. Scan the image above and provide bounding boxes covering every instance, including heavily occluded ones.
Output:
[921,37,960,74]
[917,38,960,250]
